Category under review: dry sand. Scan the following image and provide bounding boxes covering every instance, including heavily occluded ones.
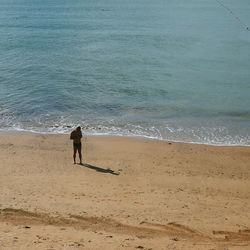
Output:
[0,133,250,250]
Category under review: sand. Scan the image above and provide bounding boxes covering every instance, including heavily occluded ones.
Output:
[0,133,250,250]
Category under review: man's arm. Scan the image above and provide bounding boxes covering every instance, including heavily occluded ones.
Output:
[70,131,76,140]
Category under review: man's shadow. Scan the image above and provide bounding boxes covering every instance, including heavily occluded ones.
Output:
[78,163,120,176]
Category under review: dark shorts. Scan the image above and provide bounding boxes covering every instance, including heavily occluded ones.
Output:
[73,142,82,150]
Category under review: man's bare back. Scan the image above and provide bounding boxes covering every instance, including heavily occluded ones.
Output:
[70,129,82,143]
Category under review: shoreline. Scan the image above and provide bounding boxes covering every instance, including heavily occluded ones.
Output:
[0,129,249,147]
[1,133,250,249]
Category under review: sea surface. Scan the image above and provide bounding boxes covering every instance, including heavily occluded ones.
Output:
[0,0,250,145]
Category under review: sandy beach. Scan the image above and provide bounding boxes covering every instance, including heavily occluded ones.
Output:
[0,133,250,250]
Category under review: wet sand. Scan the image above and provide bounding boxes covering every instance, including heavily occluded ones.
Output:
[0,134,250,249]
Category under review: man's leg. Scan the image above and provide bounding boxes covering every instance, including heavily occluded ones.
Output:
[78,145,82,164]
[73,146,77,164]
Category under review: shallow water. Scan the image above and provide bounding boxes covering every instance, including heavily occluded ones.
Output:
[0,0,250,145]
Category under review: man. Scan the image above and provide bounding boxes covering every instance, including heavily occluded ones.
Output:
[70,126,83,164]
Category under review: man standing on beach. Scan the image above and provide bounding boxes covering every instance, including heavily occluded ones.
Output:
[70,126,83,164]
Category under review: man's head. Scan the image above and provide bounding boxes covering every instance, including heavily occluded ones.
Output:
[76,126,81,131]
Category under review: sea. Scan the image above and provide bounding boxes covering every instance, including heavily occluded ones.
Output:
[0,0,250,145]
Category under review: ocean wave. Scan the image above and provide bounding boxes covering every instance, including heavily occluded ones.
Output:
[1,120,249,146]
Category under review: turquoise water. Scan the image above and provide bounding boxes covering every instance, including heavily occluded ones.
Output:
[0,0,250,145]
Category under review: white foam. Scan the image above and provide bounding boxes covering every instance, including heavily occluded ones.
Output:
[1,122,250,147]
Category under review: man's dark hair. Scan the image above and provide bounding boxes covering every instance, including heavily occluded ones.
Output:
[77,126,81,130]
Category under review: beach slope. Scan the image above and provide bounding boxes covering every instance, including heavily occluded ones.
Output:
[0,134,250,249]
